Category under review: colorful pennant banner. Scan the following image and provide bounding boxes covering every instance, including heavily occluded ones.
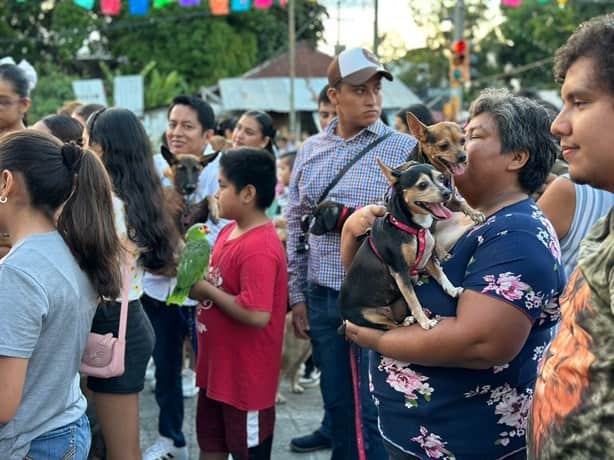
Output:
[254,0,273,8]
[129,0,149,15]
[210,0,229,14]
[231,0,250,11]
[154,0,172,8]
[179,0,200,6]
[501,0,521,6]
[101,0,121,15]
[75,0,95,10]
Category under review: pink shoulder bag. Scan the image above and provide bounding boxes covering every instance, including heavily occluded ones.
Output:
[80,263,131,378]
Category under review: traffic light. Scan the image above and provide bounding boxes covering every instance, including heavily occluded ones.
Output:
[449,40,470,85]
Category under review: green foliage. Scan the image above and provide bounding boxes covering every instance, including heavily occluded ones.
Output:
[28,65,78,123]
[141,62,189,109]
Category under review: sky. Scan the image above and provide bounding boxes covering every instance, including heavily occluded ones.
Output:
[316,0,426,60]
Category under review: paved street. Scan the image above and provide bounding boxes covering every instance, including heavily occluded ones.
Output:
[140,377,330,460]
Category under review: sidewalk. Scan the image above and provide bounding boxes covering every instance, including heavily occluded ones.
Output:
[140,378,330,460]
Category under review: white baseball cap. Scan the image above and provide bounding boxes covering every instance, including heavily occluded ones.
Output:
[327,47,393,87]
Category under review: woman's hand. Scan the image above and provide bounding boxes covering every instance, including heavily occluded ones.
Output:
[340,204,386,271]
[344,320,385,350]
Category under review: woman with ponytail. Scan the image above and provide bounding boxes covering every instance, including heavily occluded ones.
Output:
[85,107,179,460]
[0,130,121,459]
[231,110,277,155]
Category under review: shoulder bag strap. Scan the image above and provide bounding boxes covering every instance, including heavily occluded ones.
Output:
[317,131,393,204]
[116,258,132,342]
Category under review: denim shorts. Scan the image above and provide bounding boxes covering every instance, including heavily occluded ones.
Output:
[25,413,91,460]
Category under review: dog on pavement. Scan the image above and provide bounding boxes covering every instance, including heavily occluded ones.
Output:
[338,161,463,332]
[276,312,312,404]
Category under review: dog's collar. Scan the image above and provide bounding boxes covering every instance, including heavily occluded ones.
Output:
[369,214,427,277]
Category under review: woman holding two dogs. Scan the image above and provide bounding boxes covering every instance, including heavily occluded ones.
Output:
[85,108,178,460]
[342,89,565,459]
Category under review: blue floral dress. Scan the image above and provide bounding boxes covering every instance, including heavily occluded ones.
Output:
[370,199,566,459]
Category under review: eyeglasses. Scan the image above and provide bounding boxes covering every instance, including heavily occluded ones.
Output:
[0,97,24,111]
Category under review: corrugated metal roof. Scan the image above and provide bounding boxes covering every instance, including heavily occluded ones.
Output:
[219,77,421,112]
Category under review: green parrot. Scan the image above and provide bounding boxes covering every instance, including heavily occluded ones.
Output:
[167,223,211,306]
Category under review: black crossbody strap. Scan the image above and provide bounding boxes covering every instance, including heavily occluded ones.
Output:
[317,131,393,204]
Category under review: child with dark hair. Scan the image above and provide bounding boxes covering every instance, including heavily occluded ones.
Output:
[33,114,84,145]
[0,62,34,136]
[189,148,288,460]
[0,130,121,458]
[72,103,105,127]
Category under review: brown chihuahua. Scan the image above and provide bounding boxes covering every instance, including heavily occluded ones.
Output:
[406,112,485,225]
[338,161,463,331]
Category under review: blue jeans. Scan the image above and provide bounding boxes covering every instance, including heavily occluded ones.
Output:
[143,294,197,448]
[307,283,387,460]
[26,413,91,460]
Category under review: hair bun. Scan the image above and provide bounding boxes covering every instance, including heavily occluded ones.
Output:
[61,142,84,174]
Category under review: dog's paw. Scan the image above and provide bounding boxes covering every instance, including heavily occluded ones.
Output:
[275,392,287,404]
[422,318,439,330]
[467,210,486,224]
[290,383,305,394]
[447,286,464,298]
[402,315,416,326]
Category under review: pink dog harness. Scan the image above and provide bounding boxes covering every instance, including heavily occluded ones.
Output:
[368,214,428,277]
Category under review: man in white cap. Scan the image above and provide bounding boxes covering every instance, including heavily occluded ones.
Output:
[286,47,417,458]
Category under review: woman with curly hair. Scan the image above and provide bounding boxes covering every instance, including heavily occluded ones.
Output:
[85,107,179,460]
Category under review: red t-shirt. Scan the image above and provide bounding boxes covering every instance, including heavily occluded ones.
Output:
[195,221,288,411]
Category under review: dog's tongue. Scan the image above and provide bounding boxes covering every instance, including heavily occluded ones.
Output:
[425,203,453,220]
[450,163,466,175]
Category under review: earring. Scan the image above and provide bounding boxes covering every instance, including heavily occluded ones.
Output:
[0,196,7,204]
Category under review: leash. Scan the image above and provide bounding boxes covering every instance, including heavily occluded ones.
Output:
[350,343,367,460]
[368,214,428,277]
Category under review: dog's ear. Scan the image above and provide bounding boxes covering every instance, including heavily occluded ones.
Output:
[200,152,219,168]
[161,145,178,167]
[377,159,398,185]
[406,112,429,143]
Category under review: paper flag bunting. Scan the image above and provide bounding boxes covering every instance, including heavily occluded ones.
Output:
[210,0,229,14]
[75,0,95,10]
[502,0,521,6]
[278,0,288,5]
[179,0,200,6]
[230,0,250,11]
[101,0,121,15]
[129,0,149,15]
[154,0,172,8]
[254,0,273,8]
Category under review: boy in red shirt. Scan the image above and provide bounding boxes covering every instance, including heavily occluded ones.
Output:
[189,148,288,460]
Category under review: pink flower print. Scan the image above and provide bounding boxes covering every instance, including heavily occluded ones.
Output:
[482,272,530,302]
[386,368,433,407]
[411,426,455,459]
[494,388,531,430]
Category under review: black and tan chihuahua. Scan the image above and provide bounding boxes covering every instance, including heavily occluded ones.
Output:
[338,161,463,331]
[406,112,485,225]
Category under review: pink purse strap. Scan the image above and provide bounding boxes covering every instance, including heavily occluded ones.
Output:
[116,260,132,342]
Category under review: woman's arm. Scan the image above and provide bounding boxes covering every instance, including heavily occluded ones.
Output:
[340,204,386,271]
[345,289,533,369]
[537,176,576,241]
[190,280,271,329]
[0,357,28,424]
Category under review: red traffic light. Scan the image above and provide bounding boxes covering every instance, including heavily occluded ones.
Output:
[452,40,467,54]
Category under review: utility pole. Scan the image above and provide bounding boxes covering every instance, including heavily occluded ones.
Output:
[288,0,296,138]
[451,0,464,121]
[373,0,379,57]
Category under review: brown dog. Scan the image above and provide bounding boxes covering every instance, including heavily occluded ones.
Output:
[161,145,219,235]
[406,112,485,226]
[276,312,312,404]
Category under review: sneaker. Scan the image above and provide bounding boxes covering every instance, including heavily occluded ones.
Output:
[181,368,198,398]
[298,369,321,388]
[143,436,188,460]
[289,430,332,453]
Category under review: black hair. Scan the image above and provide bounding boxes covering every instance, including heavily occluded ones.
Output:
[396,104,436,128]
[75,103,105,122]
[87,108,179,272]
[318,84,331,105]
[220,148,277,209]
[554,13,614,94]
[214,115,238,137]
[279,151,296,171]
[168,95,215,132]
[0,63,31,126]
[0,130,121,298]
[469,89,558,194]
[240,111,277,155]
[40,114,84,146]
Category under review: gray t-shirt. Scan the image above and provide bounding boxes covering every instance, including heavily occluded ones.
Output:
[0,231,98,459]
